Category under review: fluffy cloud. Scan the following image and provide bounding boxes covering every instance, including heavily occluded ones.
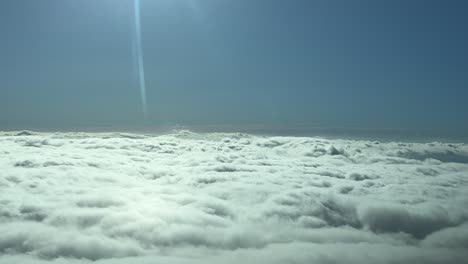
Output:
[0,130,467,263]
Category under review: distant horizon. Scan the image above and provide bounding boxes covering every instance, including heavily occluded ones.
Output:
[2,123,468,143]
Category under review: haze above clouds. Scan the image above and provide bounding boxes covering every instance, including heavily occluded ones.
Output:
[1,130,468,263]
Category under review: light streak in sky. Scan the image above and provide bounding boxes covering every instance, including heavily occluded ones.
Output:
[134,0,148,120]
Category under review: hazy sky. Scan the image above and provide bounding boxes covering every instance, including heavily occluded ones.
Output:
[1,0,467,132]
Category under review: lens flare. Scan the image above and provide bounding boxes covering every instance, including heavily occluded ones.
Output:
[134,0,148,120]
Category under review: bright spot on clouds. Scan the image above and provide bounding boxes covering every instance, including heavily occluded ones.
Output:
[1,130,468,263]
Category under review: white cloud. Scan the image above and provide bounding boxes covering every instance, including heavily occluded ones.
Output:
[0,130,468,263]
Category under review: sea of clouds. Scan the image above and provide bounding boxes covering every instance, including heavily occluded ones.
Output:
[1,130,467,264]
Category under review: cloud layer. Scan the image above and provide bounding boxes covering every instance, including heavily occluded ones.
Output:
[1,130,468,263]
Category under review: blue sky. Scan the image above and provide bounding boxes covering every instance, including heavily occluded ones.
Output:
[1,0,467,132]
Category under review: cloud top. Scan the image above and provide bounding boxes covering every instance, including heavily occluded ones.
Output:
[1,130,468,263]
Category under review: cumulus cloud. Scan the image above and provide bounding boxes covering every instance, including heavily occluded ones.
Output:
[0,130,468,263]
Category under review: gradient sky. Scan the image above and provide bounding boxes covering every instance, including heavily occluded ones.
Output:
[1,0,467,132]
